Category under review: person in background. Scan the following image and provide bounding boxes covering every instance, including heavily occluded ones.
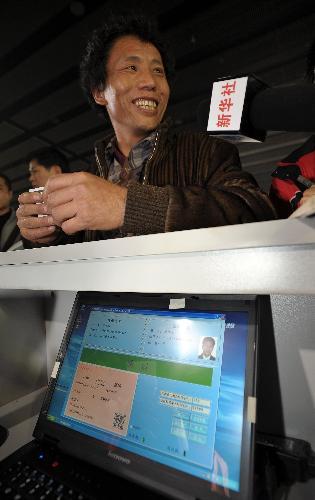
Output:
[17,14,276,247]
[27,147,70,189]
[270,38,315,218]
[0,174,22,251]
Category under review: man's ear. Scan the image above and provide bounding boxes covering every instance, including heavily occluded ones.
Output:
[50,165,62,175]
[93,88,108,106]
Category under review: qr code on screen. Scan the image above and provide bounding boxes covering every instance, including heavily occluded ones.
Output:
[113,412,126,431]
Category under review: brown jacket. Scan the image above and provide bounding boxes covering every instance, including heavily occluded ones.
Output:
[90,123,276,240]
[24,123,276,248]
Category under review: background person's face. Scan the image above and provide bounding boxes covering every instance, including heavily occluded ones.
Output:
[101,35,170,145]
[29,160,51,188]
[202,339,215,357]
[0,177,12,213]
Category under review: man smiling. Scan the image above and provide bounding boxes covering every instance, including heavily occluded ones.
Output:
[17,14,276,246]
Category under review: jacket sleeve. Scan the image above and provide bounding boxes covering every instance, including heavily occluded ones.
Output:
[122,138,277,235]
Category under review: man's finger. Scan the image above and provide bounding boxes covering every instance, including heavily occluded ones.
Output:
[51,201,77,226]
[21,226,57,242]
[44,172,86,196]
[17,203,49,218]
[18,191,43,204]
[17,216,55,230]
[61,216,85,235]
[46,186,76,209]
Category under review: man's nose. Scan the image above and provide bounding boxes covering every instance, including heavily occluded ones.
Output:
[137,69,156,89]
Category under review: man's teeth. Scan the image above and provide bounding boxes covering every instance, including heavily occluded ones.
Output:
[135,99,157,109]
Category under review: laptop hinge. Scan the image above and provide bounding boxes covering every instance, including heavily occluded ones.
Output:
[40,434,60,447]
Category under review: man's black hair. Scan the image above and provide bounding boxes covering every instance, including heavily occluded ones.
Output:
[26,147,70,173]
[0,173,12,191]
[80,13,175,115]
[306,38,315,83]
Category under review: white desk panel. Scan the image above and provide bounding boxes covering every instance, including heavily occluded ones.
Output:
[0,218,314,295]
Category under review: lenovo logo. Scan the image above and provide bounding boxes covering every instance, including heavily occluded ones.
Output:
[108,450,131,465]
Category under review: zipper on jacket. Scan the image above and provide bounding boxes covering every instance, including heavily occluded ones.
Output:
[94,144,106,179]
[95,131,160,183]
[91,132,160,239]
[142,131,159,184]
[84,145,106,241]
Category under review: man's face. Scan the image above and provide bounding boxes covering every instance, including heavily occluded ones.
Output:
[29,160,51,188]
[202,339,215,357]
[0,177,12,213]
[96,35,170,146]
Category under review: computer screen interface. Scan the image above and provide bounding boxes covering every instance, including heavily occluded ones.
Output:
[46,302,251,495]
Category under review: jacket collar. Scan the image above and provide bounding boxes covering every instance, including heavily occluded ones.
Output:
[94,117,174,174]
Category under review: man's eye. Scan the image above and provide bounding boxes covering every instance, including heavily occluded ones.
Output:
[126,65,137,71]
[154,67,164,74]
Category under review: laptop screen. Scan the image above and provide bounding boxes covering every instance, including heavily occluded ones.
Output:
[40,293,257,500]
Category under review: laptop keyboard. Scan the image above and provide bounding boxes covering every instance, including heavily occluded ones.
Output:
[0,460,88,499]
[0,442,164,500]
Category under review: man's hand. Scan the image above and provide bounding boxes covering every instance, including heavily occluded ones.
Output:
[299,185,315,205]
[17,191,59,244]
[44,172,127,234]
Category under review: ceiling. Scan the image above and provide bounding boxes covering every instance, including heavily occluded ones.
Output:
[1,0,314,202]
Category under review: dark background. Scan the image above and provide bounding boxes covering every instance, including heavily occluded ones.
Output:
[0,0,314,201]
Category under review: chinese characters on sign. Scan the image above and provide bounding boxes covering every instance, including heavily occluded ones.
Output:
[207,76,248,133]
[216,81,237,128]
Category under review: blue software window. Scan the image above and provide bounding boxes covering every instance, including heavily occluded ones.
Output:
[48,304,248,491]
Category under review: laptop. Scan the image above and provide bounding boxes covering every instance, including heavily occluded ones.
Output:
[0,292,259,500]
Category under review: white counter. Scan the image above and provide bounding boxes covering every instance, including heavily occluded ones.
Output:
[1,218,315,500]
[0,218,314,295]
